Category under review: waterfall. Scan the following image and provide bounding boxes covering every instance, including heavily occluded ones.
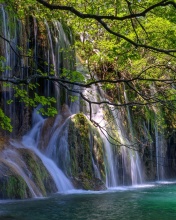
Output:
[0,4,142,190]
[150,84,166,181]
[1,4,176,200]
[82,80,145,186]
[111,107,143,185]
[94,109,118,187]
[45,116,71,174]
[44,20,75,110]
[6,111,73,196]
[123,88,143,184]
[1,149,42,197]
[83,85,118,187]
[94,108,118,187]
[0,5,18,134]
[21,110,74,192]
[155,122,166,180]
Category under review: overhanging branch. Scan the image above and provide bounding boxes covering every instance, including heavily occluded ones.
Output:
[36,0,173,21]
[36,0,176,55]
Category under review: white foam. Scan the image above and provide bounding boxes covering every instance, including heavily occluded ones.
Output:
[156,180,176,185]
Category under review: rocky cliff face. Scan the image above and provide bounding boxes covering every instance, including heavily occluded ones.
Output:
[37,112,107,191]
[0,112,107,199]
[68,113,106,190]
[1,4,176,200]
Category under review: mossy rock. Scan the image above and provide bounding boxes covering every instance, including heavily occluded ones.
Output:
[72,173,106,190]
[0,159,30,199]
[17,148,57,196]
[0,146,57,199]
[68,113,106,190]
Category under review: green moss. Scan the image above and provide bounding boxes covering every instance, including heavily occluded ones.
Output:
[0,148,57,199]
[68,113,93,179]
[68,113,106,188]
[82,178,92,190]
[0,161,30,199]
[5,175,28,199]
[18,148,57,196]
[72,173,106,190]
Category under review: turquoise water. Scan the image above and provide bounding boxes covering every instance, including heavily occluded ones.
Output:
[1,182,176,220]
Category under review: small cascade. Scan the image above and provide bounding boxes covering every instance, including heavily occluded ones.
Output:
[150,83,167,180]
[89,133,101,179]
[123,88,143,185]
[44,20,75,111]
[1,4,176,201]
[1,149,42,197]
[0,6,17,133]
[24,143,73,193]
[94,108,118,187]
[21,110,74,192]
[45,116,71,175]
[111,107,143,185]
[83,86,118,187]
[92,157,101,179]
[154,122,166,180]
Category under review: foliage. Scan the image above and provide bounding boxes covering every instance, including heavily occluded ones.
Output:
[1,0,176,134]
[0,108,12,132]
[13,85,57,117]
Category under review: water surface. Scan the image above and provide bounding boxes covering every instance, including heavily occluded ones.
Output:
[0,182,176,220]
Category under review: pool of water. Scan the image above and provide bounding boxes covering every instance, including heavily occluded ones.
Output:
[1,182,176,220]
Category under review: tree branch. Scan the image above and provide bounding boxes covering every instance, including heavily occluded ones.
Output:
[36,0,176,55]
[36,0,173,21]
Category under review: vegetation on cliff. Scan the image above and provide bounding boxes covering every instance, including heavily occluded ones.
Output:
[68,113,106,190]
[0,0,176,140]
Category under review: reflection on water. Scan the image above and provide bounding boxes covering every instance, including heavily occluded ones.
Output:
[1,182,176,220]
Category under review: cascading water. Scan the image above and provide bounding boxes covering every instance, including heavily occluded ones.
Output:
[0,4,118,189]
[82,81,144,186]
[44,20,75,110]
[1,4,175,200]
[45,116,71,175]
[0,5,19,134]
[0,149,42,197]
[155,121,166,180]
[93,107,118,187]
[21,110,74,193]
[83,85,119,187]
[123,87,143,185]
[149,84,167,181]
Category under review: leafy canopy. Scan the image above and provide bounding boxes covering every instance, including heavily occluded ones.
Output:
[1,0,176,131]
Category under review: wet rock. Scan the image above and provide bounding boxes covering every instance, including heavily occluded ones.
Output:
[72,173,106,190]
[0,159,31,199]
[0,143,57,199]
[68,113,106,190]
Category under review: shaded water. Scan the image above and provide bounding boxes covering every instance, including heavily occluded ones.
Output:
[1,182,176,220]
